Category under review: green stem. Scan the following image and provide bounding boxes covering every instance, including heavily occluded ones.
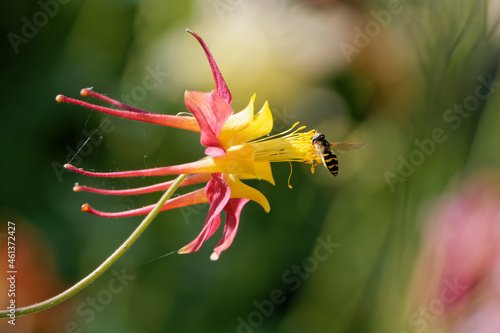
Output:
[0,173,188,318]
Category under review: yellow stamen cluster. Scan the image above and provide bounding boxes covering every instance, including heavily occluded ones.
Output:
[250,123,321,165]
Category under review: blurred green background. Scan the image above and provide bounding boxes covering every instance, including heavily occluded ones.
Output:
[2,0,500,332]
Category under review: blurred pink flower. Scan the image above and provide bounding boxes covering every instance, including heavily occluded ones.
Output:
[409,171,500,332]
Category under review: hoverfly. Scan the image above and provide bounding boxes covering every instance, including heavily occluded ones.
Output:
[312,132,365,176]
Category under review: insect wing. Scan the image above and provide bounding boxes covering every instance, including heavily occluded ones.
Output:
[331,141,365,152]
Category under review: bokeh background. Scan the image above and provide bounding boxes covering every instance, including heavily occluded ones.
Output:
[2,0,500,332]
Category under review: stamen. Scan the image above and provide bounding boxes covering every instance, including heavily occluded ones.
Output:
[80,88,150,114]
[251,125,319,164]
[250,122,303,144]
[287,161,293,189]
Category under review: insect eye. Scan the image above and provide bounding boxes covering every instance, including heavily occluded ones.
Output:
[312,133,324,142]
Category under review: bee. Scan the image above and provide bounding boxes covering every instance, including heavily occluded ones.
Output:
[312,132,365,176]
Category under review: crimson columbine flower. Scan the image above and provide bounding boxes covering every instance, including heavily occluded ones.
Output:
[56,30,320,260]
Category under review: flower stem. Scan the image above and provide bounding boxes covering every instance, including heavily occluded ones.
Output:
[0,173,188,318]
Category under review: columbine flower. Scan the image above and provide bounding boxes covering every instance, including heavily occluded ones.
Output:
[56,30,320,260]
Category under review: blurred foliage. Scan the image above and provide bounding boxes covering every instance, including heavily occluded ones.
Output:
[1,0,500,332]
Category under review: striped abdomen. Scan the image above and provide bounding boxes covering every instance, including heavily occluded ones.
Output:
[322,150,339,176]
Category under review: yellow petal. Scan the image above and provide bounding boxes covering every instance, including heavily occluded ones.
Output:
[213,144,257,176]
[239,161,275,185]
[168,144,256,176]
[224,174,271,212]
[218,94,255,149]
[234,100,273,145]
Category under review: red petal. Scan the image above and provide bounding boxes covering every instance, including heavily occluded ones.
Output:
[210,198,249,261]
[56,94,199,132]
[178,174,231,254]
[80,88,150,114]
[184,91,233,156]
[82,188,207,217]
[186,29,232,104]
[64,157,219,178]
[74,174,212,195]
